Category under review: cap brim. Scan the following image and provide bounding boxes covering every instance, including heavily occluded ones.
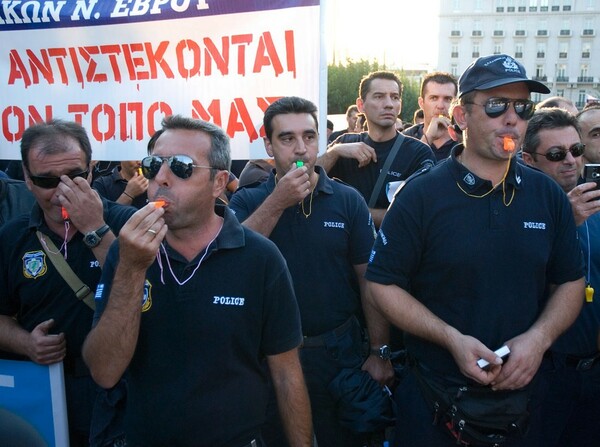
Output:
[472,78,551,94]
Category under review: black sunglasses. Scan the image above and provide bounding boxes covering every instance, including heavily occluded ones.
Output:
[141,155,216,180]
[530,142,586,162]
[28,169,89,189]
[465,97,535,120]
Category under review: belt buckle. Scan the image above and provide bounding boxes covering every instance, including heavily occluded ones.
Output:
[576,358,594,371]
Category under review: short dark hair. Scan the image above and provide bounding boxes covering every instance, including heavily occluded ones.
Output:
[263,96,318,140]
[522,108,581,157]
[420,72,457,98]
[151,115,231,177]
[358,71,403,101]
[20,119,92,172]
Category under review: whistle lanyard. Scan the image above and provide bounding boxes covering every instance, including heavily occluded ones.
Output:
[585,221,594,303]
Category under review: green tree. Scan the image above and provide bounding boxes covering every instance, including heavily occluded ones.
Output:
[327,60,421,124]
[327,59,379,114]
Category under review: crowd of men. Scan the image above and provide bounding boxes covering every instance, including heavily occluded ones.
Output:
[1,53,599,447]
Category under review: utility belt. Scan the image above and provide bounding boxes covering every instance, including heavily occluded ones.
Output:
[546,351,600,372]
[412,359,531,446]
[301,316,356,348]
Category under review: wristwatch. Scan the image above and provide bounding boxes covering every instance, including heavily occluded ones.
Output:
[370,344,392,361]
[83,224,110,248]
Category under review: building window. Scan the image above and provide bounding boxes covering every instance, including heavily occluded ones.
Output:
[451,45,459,58]
[515,44,523,58]
[579,65,593,82]
[582,43,591,58]
[536,43,546,58]
[534,66,546,81]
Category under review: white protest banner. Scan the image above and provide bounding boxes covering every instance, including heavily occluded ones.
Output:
[0,0,323,160]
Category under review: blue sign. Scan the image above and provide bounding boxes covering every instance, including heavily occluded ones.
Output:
[0,359,68,447]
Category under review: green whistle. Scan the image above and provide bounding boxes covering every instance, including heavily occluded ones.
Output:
[296,160,304,168]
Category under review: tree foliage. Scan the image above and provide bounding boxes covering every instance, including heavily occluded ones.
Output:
[327,59,422,124]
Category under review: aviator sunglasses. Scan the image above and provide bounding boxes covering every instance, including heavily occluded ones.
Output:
[464,97,536,120]
[141,155,217,180]
[28,169,89,189]
[530,142,586,162]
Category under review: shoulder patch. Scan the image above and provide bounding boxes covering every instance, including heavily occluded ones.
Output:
[142,279,152,312]
[23,251,47,279]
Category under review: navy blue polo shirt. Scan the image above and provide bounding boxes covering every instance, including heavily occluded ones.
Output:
[403,122,457,162]
[328,132,435,209]
[93,205,302,446]
[552,212,600,356]
[366,145,584,380]
[229,166,376,336]
[93,166,148,209]
[0,200,134,364]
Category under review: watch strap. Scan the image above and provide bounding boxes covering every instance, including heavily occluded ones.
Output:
[94,224,110,238]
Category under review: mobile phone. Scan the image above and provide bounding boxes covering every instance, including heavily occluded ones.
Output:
[477,345,510,370]
[584,164,600,190]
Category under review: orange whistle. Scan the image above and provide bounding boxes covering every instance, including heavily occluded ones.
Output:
[503,136,515,152]
[138,167,143,176]
[61,207,69,221]
[153,200,165,208]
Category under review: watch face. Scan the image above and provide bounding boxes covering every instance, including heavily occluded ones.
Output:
[380,345,391,359]
[84,233,99,247]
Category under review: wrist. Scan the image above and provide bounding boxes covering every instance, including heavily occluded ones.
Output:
[122,191,134,200]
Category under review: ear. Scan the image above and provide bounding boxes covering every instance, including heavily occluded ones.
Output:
[263,136,274,158]
[453,104,467,131]
[356,97,364,113]
[212,169,229,199]
[418,96,424,110]
[521,152,535,167]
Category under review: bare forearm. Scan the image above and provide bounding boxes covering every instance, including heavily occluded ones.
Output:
[366,280,458,350]
[316,147,339,173]
[0,316,31,356]
[529,278,585,350]
[83,266,145,388]
[242,195,287,237]
[363,286,390,347]
[268,350,313,447]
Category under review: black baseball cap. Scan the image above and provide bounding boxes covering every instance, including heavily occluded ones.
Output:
[458,54,550,98]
